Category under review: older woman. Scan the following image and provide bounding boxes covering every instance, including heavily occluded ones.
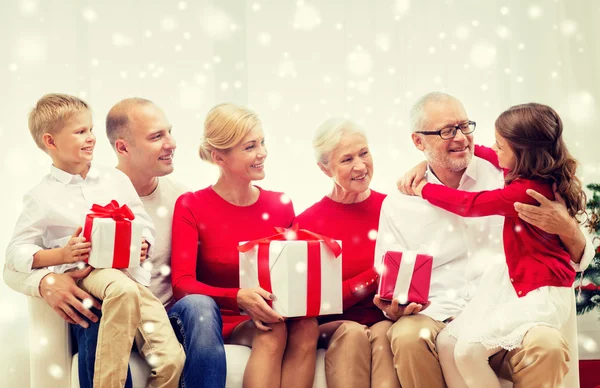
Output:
[294,119,400,388]
[170,103,319,388]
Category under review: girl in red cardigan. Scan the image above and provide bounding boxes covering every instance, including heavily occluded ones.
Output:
[171,103,319,388]
[412,103,586,388]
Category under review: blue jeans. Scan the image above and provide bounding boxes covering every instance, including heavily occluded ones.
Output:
[71,294,226,388]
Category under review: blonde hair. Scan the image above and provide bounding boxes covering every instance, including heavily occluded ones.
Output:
[199,103,260,164]
[28,93,90,151]
[313,118,366,165]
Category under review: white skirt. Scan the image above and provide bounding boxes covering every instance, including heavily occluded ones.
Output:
[447,260,572,351]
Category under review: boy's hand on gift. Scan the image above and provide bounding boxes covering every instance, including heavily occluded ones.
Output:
[397,160,427,195]
[237,287,284,332]
[40,267,102,328]
[61,226,92,264]
[140,239,149,262]
[373,294,430,321]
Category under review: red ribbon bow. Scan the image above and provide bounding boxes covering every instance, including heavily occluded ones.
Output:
[83,200,135,268]
[238,224,341,317]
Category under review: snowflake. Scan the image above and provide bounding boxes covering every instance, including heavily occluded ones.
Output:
[394,0,411,17]
[142,260,153,271]
[565,91,596,125]
[561,20,578,37]
[375,33,391,52]
[347,47,373,76]
[455,25,470,40]
[469,42,497,69]
[162,17,178,31]
[8,63,18,72]
[418,328,431,339]
[17,37,47,65]
[262,212,270,220]
[82,298,94,309]
[252,2,261,12]
[499,6,509,15]
[178,2,187,10]
[82,8,97,22]
[293,3,321,30]
[112,33,133,47]
[280,194,291,204]
[146,354,159,367]
[160,264,171,276]
[321,302,331,311]
[48,364,64,379]
[39,337,48,346]
[528,5,542,20]
[496,25,511,39]
[200,6,235,40]
[258,32,272,46]
[20,0,37,15]
[156,206,168,218]
[143,322,156,333]
[295,261,307,273]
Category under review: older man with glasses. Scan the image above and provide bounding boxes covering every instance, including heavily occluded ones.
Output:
[373,92,594,387]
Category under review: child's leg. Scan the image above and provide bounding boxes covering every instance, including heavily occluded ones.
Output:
[454,339,502,388]
[281,318,319,388]
[134,283,185,388]
[242,321,288,388]
[79,269,141,387]
[436,329,468,388]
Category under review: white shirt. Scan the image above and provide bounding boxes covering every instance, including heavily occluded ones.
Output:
[141,177,189,309]
[5,165,156,286]
[374,156,596,322]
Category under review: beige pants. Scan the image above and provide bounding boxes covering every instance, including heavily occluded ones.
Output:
[387,314,570,388]
[80,268,185,388]
[321,320,401,388]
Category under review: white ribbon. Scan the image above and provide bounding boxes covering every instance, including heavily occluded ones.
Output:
[394,251,417,304]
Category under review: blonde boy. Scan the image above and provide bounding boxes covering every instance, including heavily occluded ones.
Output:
[5,94,184,387]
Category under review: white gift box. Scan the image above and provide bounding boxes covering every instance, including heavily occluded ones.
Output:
[239,240,343,318]
[85,217,143,269]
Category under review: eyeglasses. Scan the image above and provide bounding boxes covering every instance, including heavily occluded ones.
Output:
[416,121,476,140]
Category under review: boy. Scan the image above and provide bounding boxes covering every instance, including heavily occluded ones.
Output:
[5,94,185,387]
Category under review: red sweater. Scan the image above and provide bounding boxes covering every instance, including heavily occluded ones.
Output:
[294,190,387,326]
[421,145,575,297]
[171,186,295,338]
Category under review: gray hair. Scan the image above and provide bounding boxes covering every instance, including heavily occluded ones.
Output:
[409,92,459,133]
[313,118,367,165]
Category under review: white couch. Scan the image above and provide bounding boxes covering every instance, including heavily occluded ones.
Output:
[28,295,580,388]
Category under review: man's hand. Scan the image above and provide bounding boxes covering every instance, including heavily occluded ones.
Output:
[397,160,428,195]
[39,267,101,328]
[513,183,577,236]
[61,226,91,264]
[514,183,585,263]
[140,239,149,262]
[373,294,430,321]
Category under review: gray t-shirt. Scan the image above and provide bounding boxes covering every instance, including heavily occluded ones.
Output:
[141,177,188,310]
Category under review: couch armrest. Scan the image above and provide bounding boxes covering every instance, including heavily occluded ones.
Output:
[28,296,73,387]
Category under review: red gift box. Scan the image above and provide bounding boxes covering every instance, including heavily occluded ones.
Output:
[82,200,142,269]
[377,251,432,305]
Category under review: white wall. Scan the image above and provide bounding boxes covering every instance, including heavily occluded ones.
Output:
[1,0,599,386]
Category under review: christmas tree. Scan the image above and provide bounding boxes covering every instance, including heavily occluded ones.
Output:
[575,183,600,315]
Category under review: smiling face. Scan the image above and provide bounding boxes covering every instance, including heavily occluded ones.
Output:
[412,98,474,173]
[492,129,516,170]
[47,110,95,173]
[321,132,373,194]
[219,124,267,181]
[126,103,176,178]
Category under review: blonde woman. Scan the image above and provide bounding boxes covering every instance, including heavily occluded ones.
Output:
[171,103,319,388]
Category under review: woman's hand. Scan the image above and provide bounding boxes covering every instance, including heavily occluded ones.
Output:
[237,287,284,332]
[397,160,428,195]
[413,179,428,198]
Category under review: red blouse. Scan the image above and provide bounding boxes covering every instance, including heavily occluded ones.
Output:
[171,186,295,338]
[294,190,387,326]
[421,145,575,297]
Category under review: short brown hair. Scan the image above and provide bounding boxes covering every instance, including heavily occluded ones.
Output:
[495,103,586,217]
[106,97,154,147]
[28,93,90,151]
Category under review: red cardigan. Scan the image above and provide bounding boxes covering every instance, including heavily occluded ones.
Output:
[421,145,575,297]
[294,190,386,326]
[171,186,295,338]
